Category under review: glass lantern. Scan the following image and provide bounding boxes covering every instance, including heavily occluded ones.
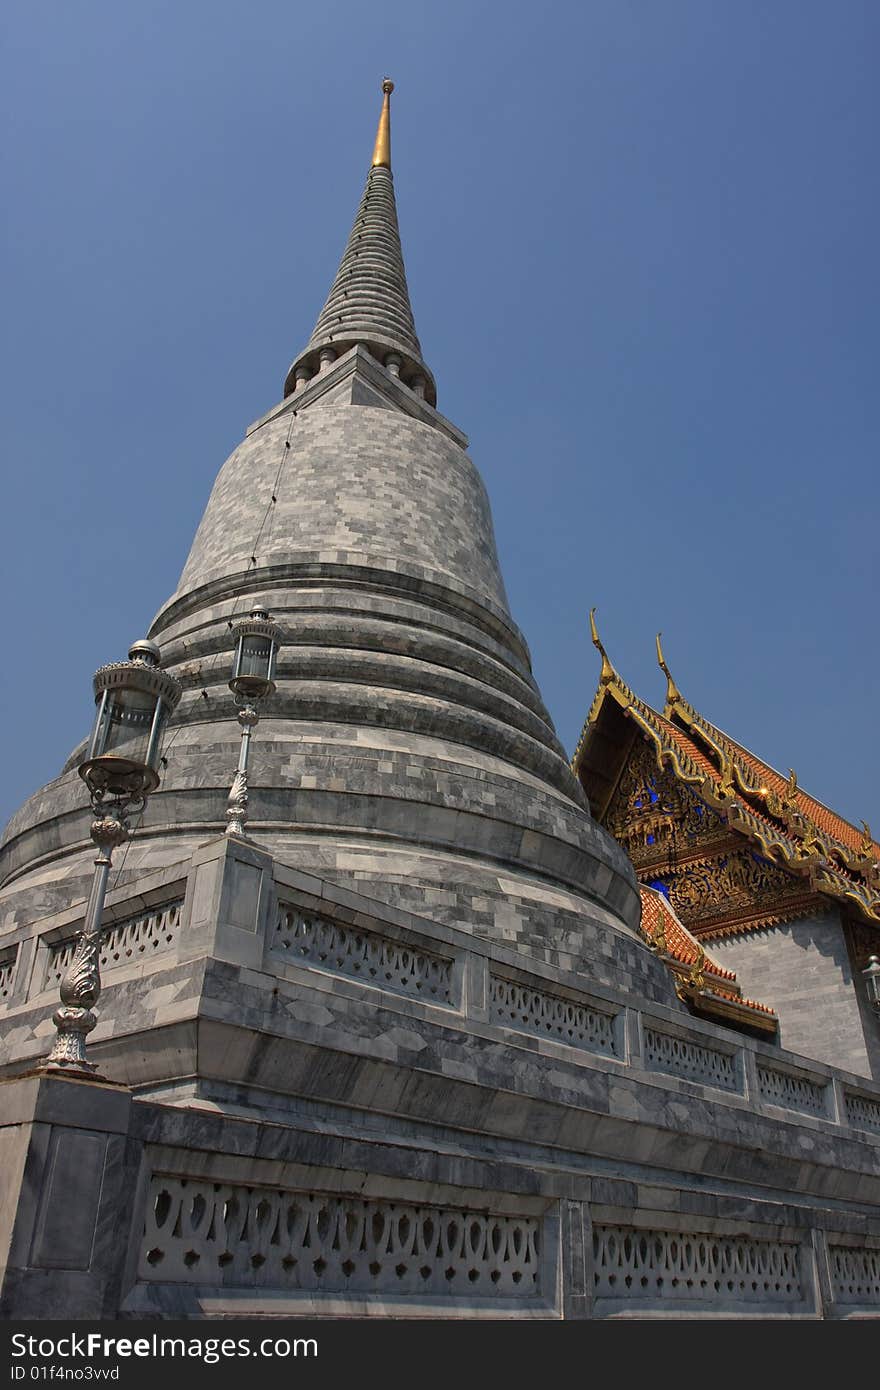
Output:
[229,606,282,701]
[864,956,880,1015]
[79,639,182,797]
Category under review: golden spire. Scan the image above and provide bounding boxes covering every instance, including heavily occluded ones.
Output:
[589,608,615,685]
[371,77,394,168]
[656,632,682,709]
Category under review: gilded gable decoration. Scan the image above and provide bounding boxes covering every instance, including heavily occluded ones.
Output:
[604,741,727,871]
[573,622,880,939]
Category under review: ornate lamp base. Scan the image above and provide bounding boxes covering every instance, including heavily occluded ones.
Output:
[43,807,131,1075]
[225,701,260,839]
[43,1005,98,1073]
[225,769,249,838]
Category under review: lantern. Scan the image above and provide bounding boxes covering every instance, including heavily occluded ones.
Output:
[45,638,180,1074]
[224,605,283,840]
[79,639,182,798]
[864,956,880,1016]
[229,607,281,702]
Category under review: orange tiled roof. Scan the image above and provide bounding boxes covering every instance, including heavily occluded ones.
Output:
[652,712,827,854]
[639,886,777,1021]
[652,715,718,779]
[640,888,735,981]
[718,737,879,860]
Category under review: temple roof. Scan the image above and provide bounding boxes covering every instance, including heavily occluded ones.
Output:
[573,614,880,929]
[284,80,436,405]
[639,886,777,1033]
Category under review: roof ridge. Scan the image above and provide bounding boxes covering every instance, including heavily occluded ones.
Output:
[638,886,777,1030]
[674,698,880,858]
[651,637,877,860]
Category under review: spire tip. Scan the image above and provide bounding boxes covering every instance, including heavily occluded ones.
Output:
[656,631,682,708]
[589,608,615,685]
[372,79,393,168]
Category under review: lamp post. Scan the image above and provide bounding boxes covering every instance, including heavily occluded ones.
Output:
[44,640,181,1073]
[864,955,880,1017]
[225,605,282,839]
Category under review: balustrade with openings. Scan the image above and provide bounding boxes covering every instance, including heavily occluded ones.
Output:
[756,1065,828,1117]
[592,1225,803,1305]
[272,906,454,1004]
[45,900,184,991]
[0,948,17,1002]
[139,1177,542,1300]
[489,974,619,1056]
[828,1245,880,1305]
[843,1090,880,1135]
[642,1027,739,1091]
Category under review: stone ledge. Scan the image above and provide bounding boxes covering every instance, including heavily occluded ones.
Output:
[256,346,462,447]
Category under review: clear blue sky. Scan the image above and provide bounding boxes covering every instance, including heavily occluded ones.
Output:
[2,1,878,834]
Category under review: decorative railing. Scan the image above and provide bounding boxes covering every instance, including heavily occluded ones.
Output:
[489,973,619,1056]
[45,900,184,991]
[272,906,454,1005]
[843,1090,880,1136]
[592,1225,803,1305]
[14,855,877,1163]
[642,1027,739,1092]
[756,1065,828,1118]
[828,1244,880,1305]
[268,902,879,1146]
[0,947,17,1002]
[139,1176,542,1299]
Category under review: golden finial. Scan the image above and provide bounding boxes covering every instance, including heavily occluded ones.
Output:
[371,77,394,169]
[860,821,874,857]
[688,948,707,992]
[656,632,682,709]
[589,608,615,686]
[782,768,799,812]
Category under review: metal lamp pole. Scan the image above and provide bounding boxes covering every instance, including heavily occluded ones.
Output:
[225,606,282,840]
[44,639,181,1074]
[864,955,880,1017]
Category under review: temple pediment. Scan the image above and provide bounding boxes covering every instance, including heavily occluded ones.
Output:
[574,616,880,947]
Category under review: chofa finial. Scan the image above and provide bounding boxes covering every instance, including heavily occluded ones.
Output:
[372,78,394,168]
[589,608,615,686]
[656,632,682,709]
[783,768,799,812]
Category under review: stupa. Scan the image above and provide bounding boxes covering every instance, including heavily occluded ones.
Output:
[0,83,877,1321]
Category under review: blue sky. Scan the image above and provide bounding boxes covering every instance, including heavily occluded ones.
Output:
[2,1,878,834]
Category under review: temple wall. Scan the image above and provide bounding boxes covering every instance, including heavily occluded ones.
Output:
[1,839,879,1319]
[708,911,879,1080]
[4,1071,880,1321]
